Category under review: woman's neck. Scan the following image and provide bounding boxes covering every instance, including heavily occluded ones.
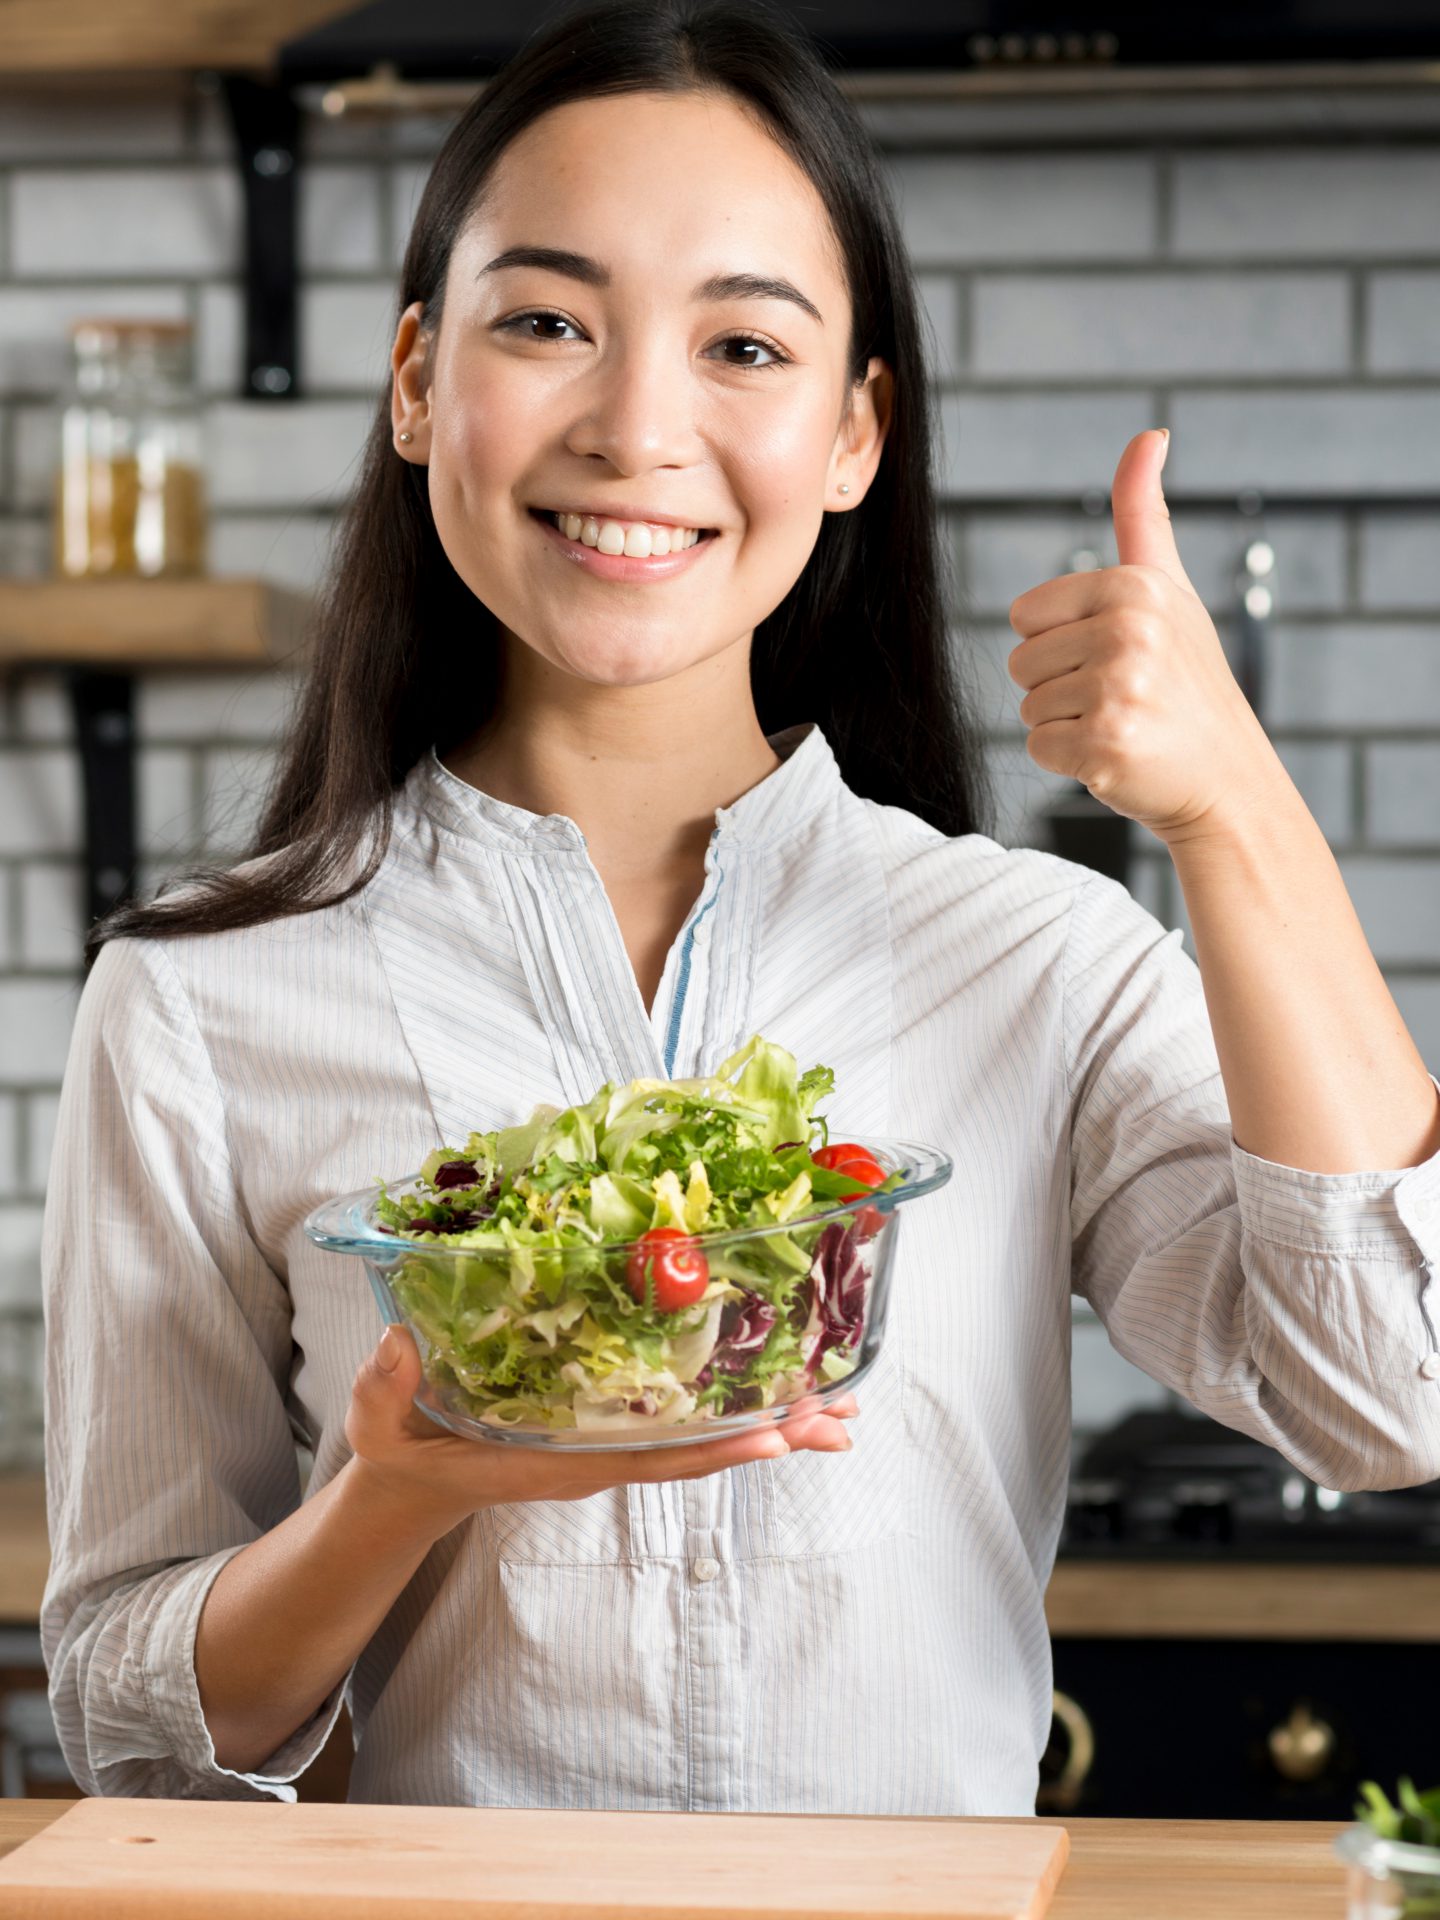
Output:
[439,661,783,883]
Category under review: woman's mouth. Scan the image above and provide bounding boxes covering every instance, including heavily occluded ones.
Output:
[528,508,720,582]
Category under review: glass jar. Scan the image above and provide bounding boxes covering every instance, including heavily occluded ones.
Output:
[55,318,206,578]
[1335,1825,1440,1917]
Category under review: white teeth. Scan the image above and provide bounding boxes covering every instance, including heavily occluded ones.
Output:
[551,511,703,554]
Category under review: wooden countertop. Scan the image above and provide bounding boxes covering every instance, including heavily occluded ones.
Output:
[7,1472,1440,1639]
[0,1476,50,1624]
[1043,1556,1440,1639]
[0,1800,1356,1919]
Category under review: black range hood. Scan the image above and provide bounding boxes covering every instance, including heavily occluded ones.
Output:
[278,1,1440,83]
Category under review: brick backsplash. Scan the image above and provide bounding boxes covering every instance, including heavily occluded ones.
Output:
[3,93,1439,1444]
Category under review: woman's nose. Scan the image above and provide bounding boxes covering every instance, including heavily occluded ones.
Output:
[564,340,701,474]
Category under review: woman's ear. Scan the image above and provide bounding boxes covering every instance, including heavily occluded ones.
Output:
[391,301,432,460]
[829,356,893,509]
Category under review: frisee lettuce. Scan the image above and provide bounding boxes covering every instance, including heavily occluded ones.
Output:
[371,1034,892,1433]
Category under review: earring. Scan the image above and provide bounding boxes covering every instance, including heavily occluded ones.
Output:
[838,484,850,495]
[398,432,413,444]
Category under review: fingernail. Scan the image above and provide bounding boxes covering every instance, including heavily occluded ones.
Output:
[376,1326,400,1373]
[1158,427,1171,468]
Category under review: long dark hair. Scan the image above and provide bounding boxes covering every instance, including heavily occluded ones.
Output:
[84,0,991,976]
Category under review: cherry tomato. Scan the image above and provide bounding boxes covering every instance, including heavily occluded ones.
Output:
[813,1143,884,1183]
[812,1143,887,1240]
[626,1227,710,1312]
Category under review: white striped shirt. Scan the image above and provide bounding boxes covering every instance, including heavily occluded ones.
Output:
[40,719,1440,1811]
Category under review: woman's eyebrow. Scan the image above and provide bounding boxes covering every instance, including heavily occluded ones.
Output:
[479,245,824,326]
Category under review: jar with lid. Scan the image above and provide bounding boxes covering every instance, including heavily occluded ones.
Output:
[55,319,206,577]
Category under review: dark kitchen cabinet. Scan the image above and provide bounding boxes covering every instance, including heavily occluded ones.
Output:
[1043,1635,1439,1820]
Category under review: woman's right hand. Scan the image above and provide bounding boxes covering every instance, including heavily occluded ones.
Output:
[343,1323,858,1545]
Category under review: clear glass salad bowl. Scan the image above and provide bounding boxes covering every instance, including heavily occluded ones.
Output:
[1335,1826,1440,1918]
[304,1136,951,1451]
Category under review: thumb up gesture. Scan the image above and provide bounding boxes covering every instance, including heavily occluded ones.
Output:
[1007,429,1279,846]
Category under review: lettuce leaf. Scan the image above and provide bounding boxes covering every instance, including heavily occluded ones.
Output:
[373,1033,893,1429]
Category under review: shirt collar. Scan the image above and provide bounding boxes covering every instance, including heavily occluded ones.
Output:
[402,719,840,856]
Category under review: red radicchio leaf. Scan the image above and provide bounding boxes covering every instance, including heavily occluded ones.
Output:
[806,1219,870,1366]
[695,1291,778,1391]
[407,1208,486,1233]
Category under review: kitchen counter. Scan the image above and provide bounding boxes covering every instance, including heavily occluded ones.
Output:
[1044,1555,1440,1639]
[0,1799,1354,1917]
[0,1476,49,1623]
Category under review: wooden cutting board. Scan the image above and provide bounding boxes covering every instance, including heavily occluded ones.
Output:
[0,1797,1069,1920]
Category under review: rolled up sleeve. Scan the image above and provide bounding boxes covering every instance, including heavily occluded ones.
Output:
[41,936,352,1800]
[1064,872,1440,1493]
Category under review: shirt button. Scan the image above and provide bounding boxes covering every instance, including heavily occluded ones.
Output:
[1412,1193,1434,1222]
[1419,1354,1440,1382]
[691,1556,720,1583]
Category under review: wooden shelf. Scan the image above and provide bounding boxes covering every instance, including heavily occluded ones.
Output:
[0,1,354,75]
[0,577,310,671]
[1045,1558,1440,1643]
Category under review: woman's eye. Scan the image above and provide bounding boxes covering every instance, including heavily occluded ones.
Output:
[709,334,788,371]
[498,310,581,342]
[496,311,788,370]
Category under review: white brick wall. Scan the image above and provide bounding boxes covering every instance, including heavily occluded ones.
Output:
[1170,151,1440,258]
[3,97,1440,1444]
[969,271,1351,380]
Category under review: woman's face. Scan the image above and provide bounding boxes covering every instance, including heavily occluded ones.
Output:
[391,88,890,690]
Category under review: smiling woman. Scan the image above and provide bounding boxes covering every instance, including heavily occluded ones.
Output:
[79,0,988,970]
[41,0,1440,1836]
[383,78,901,856]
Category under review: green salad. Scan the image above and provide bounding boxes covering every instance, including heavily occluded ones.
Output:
[371,1034,900,1433]
[1358,1778,1440,1850]
[1355,1779,1440,1914]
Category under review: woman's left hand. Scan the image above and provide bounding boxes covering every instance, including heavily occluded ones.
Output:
[1007,428,1282,846]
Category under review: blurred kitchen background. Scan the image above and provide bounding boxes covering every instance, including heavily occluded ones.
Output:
[1,0,1438,1815]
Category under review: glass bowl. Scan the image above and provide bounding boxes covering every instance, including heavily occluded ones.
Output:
[1335,1826,1440,1918]
[304,1135,951,1450]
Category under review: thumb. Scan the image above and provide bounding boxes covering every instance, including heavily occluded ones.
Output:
[359,1322,421,1400]
[1110,428,1195,593]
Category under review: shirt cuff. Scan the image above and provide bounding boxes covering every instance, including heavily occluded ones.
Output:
[141,1545,352,1803]
[1231,1074,1440,1262]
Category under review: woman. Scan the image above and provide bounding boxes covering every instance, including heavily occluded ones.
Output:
[41,0,1440,1816]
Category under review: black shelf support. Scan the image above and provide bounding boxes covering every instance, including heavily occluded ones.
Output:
[64,669,138,930]
[223,76,303,400]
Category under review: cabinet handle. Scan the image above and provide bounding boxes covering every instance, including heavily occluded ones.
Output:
[1267,1703,1335,1782]
[1037,1690,1096,1812]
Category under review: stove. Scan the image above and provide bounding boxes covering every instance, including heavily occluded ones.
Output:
[1061,1408,1440,1560]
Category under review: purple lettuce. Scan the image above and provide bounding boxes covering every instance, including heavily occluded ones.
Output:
[805,1219,869,1369]
[694,1290,778,1391]
[433,1159,480,1190]
[406,1211,488,1233]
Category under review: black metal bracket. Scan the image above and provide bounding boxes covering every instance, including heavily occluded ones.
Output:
[64,670,138,929]
[222,76,302,400]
